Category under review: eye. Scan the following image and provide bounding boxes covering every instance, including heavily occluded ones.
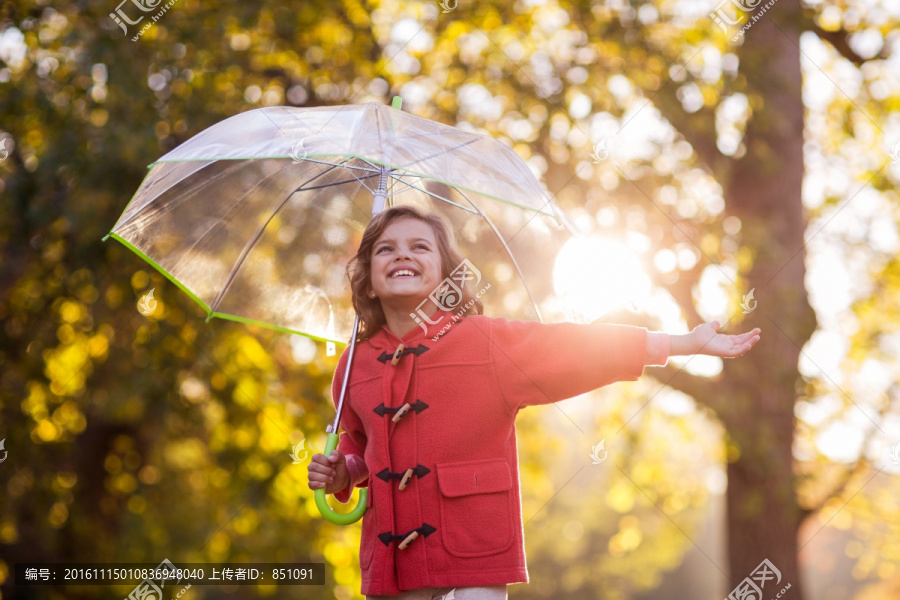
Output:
[414,243,429,250]
[375,245,391,253]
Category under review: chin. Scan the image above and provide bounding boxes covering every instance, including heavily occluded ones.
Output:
[387,290,429,300]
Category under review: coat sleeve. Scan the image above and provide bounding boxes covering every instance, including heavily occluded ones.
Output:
[329,346,370,504]
[484,316,653,413]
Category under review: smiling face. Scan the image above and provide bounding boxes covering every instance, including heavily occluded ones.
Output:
[369,217,444,310]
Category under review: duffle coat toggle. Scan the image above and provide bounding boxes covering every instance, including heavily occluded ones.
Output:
[378,523,437,549]
[377,343,430,365]
[372,399,430,420]
[375,465,431,490]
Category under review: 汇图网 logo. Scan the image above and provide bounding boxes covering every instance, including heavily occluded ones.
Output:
[726,558,790,600]
[410,259,491,339]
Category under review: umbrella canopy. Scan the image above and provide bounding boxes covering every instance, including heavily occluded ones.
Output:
[102,101,578,347]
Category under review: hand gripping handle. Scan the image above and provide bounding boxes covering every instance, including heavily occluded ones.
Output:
[314,432,368,525]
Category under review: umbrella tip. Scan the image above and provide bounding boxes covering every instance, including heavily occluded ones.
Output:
[391,96,402,111]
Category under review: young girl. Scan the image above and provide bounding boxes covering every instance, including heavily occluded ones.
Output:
[308,206,761,600]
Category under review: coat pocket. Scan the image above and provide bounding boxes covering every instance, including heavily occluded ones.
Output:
[436,458,515,558]
[359,483,376,569]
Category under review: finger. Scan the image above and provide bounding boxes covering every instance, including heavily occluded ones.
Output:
[308,463,336,476]
[736,331,757,343]
[739,340,757,354]
[739,329,760,340]
[308,472,335,484]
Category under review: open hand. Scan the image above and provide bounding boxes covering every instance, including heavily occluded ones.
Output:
[691,321,760,358]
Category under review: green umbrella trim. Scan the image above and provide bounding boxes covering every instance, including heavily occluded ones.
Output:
[100,232,348,346]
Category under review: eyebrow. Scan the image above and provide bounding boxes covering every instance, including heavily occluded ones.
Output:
[375,237,432,246]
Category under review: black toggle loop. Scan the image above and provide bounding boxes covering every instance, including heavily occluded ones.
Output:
[376,344,430,364]
[378,523,437,546]
[372,399,429,417]
[375,465,431,482]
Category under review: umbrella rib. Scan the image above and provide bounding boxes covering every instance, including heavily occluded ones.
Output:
[303,146,554,219]
[347,110,482,179]
[113,159,233,235]
[207,161,346,315]
[291,157,384,199]
[386,174,479,214]
[391,137,481,174]
[296,157,381,173]
[152,156,382,172]
[333,155,393,197]
[293,171,381,193]
[362,138,558,218]
[386,167,557,219]
[170,160,305,280]
[454,188,545,323]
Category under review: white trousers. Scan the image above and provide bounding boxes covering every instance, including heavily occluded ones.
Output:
[365,585,508,600]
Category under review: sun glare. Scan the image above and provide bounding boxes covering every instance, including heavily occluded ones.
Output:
[552,236,651,322]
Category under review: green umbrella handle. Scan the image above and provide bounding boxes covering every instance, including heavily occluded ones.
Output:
[314,431,368,525]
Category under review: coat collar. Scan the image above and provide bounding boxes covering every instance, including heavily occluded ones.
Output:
[367,308,457,351]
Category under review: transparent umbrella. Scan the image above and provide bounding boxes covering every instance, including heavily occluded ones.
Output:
[102,97,578,524]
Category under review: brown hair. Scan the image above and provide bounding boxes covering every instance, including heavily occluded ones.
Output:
[347,205,483,342]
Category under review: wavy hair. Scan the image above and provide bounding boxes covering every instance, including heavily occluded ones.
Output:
[347,205,483,342]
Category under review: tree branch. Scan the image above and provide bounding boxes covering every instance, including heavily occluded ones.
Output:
[798,390,895,520]
[797,457,869,522]
[650,362,723,413]
[808,23,880,66]
[653,92,729,179]
[648,263,707,329]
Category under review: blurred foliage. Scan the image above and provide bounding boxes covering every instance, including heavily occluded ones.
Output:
[514,381,726,600]
[1,0,900,599]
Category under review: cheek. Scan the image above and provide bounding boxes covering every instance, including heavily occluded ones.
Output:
[428,262,444,282]
[371,255,388,271]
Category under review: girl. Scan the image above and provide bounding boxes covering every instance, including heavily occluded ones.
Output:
[308,206,760,600]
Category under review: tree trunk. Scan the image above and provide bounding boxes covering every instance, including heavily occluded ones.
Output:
[721,0,817,597]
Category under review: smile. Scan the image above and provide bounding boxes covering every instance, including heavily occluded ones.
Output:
[390,269,418,278]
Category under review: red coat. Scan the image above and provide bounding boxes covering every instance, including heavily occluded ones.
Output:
[330,309,669,596]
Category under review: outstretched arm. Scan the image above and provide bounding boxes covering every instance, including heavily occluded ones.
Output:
[668,321,761,358]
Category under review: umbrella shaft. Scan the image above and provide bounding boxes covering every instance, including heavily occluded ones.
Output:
[329,171,387,435]
[330,313,360,434]
[373,166,389,214]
